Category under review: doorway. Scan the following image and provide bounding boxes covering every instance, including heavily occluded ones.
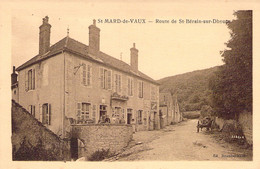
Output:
[70,138,78,160]
[99,105,107,122]
[127,109,132,124]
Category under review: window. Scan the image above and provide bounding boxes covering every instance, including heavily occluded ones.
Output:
[82,63,92,86]
[128,77,133,96]
[151,85,156,100]
[100,67,111,89]
[42,103,51,125]
[138,81,143,98]
[28,105,35,117]
[25,68,35,91]
[137,110,143,124]
[114,73,122,93]
[77,102,90,121]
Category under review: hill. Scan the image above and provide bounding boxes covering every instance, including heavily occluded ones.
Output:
[157,66,220,112]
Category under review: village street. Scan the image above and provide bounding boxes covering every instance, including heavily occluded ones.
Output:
[106,119,252,161]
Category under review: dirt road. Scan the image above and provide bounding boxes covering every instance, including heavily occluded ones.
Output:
[109,119,252,161]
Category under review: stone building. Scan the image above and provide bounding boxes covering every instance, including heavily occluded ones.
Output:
[14,16,160,139]
[159,92,182,128]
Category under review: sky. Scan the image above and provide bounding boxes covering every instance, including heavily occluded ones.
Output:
[11,1,236,80]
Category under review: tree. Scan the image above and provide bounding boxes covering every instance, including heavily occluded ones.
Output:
[210,11,252,119]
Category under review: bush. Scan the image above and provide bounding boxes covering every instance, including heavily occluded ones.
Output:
[88,149,112,161]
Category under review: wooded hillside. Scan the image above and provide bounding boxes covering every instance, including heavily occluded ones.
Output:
[158,66,219,112]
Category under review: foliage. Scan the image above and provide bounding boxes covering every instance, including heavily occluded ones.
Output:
[158,66,218,112]
[209,11,252,119]
[13,137,58,161]
[182,111,201,119]
[88,149,112,161]
[200,105,213,117]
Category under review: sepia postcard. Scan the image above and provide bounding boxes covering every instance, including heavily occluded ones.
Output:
[0,0,260,169]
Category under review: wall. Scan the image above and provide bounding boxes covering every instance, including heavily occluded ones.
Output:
[17,53,64,136]
[71,124,133,159]
[238,111,253,145]
[215,113,252,145]
[12,100,70,161]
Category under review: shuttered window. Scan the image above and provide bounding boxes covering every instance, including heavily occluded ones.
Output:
[115,74,122,93]
[128,77,133,96]
[42,103,51,125]
[100,67,112,90]
[28,105,35,117]
[82,63,92,86]
[25,68,35,91]
[77,102,91,121]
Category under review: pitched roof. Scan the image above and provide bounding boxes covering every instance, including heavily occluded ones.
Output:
[16,36,159,85]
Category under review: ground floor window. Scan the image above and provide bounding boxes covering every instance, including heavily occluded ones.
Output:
[42,103,51,125]
[77,102,91,122]
[28,105,35,117]
[137,110,143,124]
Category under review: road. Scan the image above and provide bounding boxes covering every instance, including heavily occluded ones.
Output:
[108,119,252,161]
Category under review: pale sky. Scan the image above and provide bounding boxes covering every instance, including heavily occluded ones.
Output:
[11,2,236,80]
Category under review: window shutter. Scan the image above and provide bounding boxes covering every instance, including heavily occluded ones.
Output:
[82,63,86,85]
[77,102,81,120]
[87,65,92,86]
[100,67,104,88]
[107,70,112,90]
[25,71,28,91]
[131,79,133,96]
[128,78,130,95]
[39,104,42,122]
[115,74,118,92]
[118,75,121,93]
[32,69,35,89]
[48,104,51,125]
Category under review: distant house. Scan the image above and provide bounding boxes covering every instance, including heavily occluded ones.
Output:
[159,92,182,128]
[13,16,160,138]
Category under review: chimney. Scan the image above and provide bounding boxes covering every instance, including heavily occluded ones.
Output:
[130,43,139,71]
[11,66,18,86]
[39,16,51,55]
[88,19,100,56]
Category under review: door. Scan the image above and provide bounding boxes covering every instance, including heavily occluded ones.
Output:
[127,113,132,124]
[70,138,78,160]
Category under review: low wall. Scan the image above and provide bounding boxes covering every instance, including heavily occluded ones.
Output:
[238,111,253,145]
[12,100,70,161]
[215,113,253,145]
[71,124,133,159]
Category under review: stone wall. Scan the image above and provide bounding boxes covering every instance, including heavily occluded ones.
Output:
[215,113,253,145]
[12,100,70,161]
[71,124,133,159]
[238,111,253,145]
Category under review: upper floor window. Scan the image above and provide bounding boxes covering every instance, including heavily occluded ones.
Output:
[138,81,143,98]
[151,85,156,100]
[127,77,133,96]
[42,103,51,125]
[25,68,35,91]
[100,67,112,90]
[114,73,122,93]
[82,63,92,86]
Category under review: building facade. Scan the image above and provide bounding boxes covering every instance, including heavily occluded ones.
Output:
[14,16,160,138]
[159,92,182,128]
